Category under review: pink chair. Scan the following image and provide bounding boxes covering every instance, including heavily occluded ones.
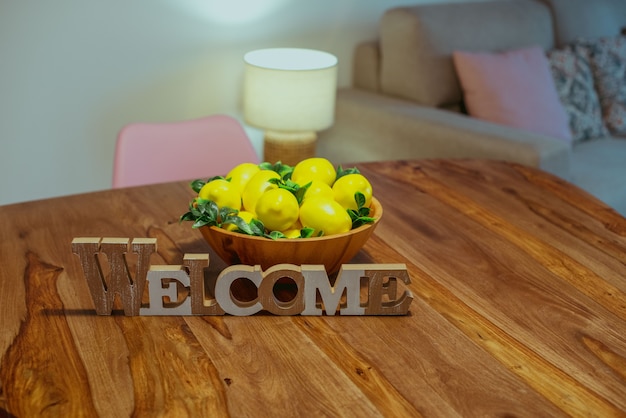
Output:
[112,114,259,188]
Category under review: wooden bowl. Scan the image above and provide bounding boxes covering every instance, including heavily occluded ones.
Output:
[199,197,382,274]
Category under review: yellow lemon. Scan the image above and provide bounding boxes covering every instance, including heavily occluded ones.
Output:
[223,210,255,232]
[255,188,300,232]
[225,162,261,195]
[332,173,373,211]
[198,178,241,210]
[291,157,336,187]
[303,180,334,201]
[242,169,280,213]
[299,196,352,236]
[281,220,303,239]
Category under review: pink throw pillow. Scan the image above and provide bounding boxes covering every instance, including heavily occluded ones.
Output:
[453,46,572,143]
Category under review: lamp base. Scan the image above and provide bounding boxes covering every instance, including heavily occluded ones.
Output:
[263,130,317,166]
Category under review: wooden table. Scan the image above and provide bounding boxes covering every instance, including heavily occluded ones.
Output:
[1,159,625,417]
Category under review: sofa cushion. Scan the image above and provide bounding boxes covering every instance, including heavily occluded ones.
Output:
[453,46,572,143]
[379,0,554,108]
[537,0,626,47]
[547,44,609,142]
[583,35,626,135]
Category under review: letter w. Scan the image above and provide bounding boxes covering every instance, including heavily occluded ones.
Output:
[72,237,156,316]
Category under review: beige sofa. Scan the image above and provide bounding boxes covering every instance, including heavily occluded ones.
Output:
[317,0,626,216]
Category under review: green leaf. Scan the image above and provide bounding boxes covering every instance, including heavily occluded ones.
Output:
[218,206,239,224]
[222,214,255,235]
[268,230,287,240]
[293,182,310,205]
[181,199,220,228]
[354,192,366,209]
[336,165,360,181]
[268,177,310,205]
[276,162,294,180]
[249,219,266,236]
[351,217,375,229]
[358,206,371,217]
[282,179,300,191]
[190,176,226,193]
[179,211,195,223]
[346,192,376,229]
[192,218,212,229]
[260,161,294,180]
[203,200,219,220]
[190,179,206,194]
[188,207,201,218]
[300,227,315,238]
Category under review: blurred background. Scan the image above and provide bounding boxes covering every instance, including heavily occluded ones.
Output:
[0,0,472,205]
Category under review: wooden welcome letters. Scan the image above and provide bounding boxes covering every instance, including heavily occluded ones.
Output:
[71,237,413,316]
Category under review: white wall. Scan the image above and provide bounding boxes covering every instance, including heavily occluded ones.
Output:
[0,0,464,206]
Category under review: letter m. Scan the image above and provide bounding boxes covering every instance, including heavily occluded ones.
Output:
[302,265,365,316]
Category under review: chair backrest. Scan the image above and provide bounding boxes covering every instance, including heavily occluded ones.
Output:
[112,114,259,188]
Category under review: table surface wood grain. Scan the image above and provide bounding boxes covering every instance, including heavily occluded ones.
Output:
[1,159,625,417]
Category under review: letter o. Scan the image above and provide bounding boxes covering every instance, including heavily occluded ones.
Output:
[258,264,305,315]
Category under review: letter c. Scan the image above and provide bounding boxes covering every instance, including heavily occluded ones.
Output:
[215,265,263,316]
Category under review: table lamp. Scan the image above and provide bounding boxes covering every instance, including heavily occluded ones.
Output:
[243,48,338,165]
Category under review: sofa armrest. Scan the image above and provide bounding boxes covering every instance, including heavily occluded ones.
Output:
[317,88,572,179]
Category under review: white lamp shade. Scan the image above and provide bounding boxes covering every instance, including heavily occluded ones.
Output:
[243,48,338,132]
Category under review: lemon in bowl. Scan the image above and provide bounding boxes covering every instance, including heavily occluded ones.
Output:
[198,197,382,274]
[182,158,382,274]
